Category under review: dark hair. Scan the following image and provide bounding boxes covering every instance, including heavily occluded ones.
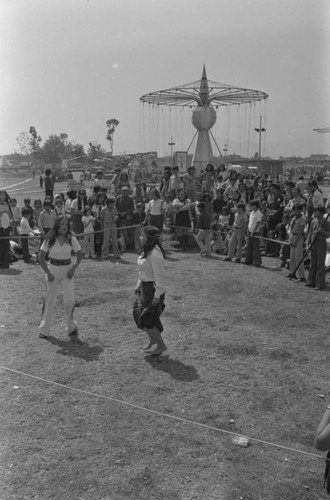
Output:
[105,197,116,206]
[205,163,214,173]
[22,207,31,217]
[34,199,42,206]
[77,190,88,211]
[24,198,31,203]
[250,199,260,209]
[93,185,101,194]
[45,169,52,176]
[83,206,92,215]
[46,216,72,248]
[0,190,13,217]
[66,190,77,200]
[43,200,53,208]
[141,226,166,260]
[150,187,161,199]
[236,202,246,212]
[178,190,188,201]
[197,202,206,210]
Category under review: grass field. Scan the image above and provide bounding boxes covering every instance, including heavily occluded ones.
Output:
[1,229,330,499]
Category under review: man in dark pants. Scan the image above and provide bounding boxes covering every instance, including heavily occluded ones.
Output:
[44,169,54,200]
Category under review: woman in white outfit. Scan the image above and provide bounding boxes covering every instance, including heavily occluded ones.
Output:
[38,216,82,340]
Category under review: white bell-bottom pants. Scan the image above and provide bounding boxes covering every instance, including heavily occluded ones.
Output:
[39,264,77,336]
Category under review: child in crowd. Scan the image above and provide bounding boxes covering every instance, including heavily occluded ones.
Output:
[38,200,56,241]
[81,206,96,259]
[54,198,66,217]
[132,202,145,253]
[219,206,230,252]
[163,194,174,227]
[224,202,248,263]
[23,198,34,228]
[10,198,21,238]
[195,202,212,257]
[244,199,263,267]
[288,204,307,281]
[100,198,121,259]
[276,212,291,268]
[19,208,38,263]
[306,206,330,290]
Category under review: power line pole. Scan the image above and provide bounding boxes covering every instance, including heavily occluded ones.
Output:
[168,136,175,167]
[255,115,266,171]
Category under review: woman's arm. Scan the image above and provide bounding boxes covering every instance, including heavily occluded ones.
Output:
[38,250,54,281]
[315,407,330,451]
[150,250,166,302]
[67,250,82,279]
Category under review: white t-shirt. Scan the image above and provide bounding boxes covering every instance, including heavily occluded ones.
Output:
[137,247,166,298]
[146,199,163,216]
[81,215,94,233]
[40,236,81,259]
[248,210,262,233]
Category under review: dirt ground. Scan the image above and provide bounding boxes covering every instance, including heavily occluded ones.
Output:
[1,234,330,499]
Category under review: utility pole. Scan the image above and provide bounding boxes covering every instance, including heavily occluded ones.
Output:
[168,136,175,167]
[255,115,266,171]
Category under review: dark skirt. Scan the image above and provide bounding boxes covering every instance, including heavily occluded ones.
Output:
[133,281,165,332]
[175,210,191,228]
[71,214,84,236]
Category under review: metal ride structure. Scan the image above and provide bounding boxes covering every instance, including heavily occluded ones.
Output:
[140,65,268,173]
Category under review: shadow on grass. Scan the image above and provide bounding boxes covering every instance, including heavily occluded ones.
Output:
[108,256,132,265]
[78,294,110,307]
[0,268,23,275]
[145,355,200,381]
[45,336,103,361]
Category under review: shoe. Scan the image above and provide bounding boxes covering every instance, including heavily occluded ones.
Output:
[223,257,232,261]
[68,327,78,337]
[146,345,168,356]
[39,333,48,339]
[235,259,241,263]
[314,287,324,291]
[297,278,306,282]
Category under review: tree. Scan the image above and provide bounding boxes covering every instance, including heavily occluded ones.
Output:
[16,132,32,166]
[40,133,85,168]
[87,141,106,162]
[29,126,42,169]
[106,118,119,154]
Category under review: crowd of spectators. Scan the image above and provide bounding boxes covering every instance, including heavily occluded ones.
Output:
[1,165,330,289]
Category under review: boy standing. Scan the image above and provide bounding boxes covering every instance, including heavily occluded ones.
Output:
[288,204,306,281]
[224,202,248,263]
[195,202,212,257]
[38,201,56,241]
[244,199,263,267]
[100,198,121,259]
[306,207,330,290]
[81,206,96,259]
[19,208,37,262]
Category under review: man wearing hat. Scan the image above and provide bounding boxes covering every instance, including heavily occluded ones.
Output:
[116,186,134,248]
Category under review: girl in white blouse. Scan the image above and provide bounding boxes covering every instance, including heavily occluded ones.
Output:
[38,216,82,340]
[133,226,167,355]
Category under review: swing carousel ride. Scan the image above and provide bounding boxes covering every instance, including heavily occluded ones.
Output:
[140,65,268,173]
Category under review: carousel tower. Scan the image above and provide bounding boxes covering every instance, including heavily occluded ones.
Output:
[140,65,268,172]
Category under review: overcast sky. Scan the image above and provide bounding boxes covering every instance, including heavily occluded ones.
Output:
[1,0,330,159]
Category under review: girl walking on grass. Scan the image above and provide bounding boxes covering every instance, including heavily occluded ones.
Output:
[133,226,167,356]
[38,216,82,340]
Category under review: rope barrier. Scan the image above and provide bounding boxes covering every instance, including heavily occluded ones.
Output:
[0,364,324,461]
[0,223,144,240]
